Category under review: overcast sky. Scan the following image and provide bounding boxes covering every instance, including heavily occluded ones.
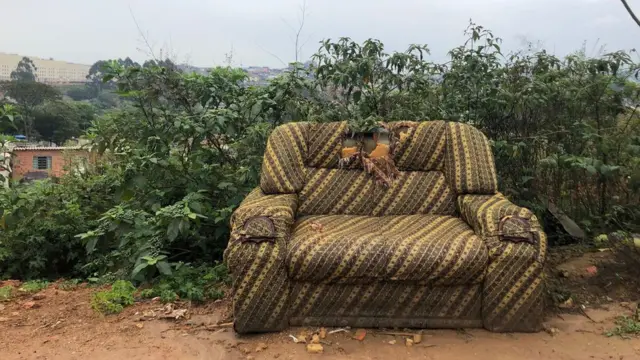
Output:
[0,0,638,68]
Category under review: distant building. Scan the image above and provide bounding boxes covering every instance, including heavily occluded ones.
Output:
[11,146,91,181]
[0,52,90,84]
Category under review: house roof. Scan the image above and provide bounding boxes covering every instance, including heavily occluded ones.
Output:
[13,146,85,151]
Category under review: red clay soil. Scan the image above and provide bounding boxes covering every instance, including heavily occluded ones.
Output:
[1,248,640,360]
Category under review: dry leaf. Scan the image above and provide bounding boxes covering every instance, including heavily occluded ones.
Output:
[22,301,37,309]
[558,298,574,309]
[159,308,187,320]
[319,327,327,339]
[405,338,414,347]
[306,343,323,354]
[585,266,598,276]
[353,328,366,341]
[413,334,422,344]
[543,324,560,337]
[296,332,309,344]
[311,334,320,344]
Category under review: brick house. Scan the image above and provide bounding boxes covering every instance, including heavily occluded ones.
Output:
[12,146,90,181]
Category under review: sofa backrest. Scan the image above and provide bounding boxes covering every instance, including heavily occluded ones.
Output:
[259,121,498,217]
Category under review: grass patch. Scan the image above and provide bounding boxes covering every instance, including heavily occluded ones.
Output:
[0,286,12,301]
[19,280,49,293]
[57,279,82,291]
[91,280,136,315]
[605,315,640,338]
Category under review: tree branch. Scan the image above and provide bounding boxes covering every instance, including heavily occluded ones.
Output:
[621,0,640,28]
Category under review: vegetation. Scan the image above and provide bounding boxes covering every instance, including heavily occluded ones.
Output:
[0,23,638,296]
[19,280,48,293]
[139,263,228,302]
[606,314,640,338]
[0,285,12,301]
[90,280,136,314]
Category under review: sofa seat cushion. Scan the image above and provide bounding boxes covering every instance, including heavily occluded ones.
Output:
[286,215,488,286]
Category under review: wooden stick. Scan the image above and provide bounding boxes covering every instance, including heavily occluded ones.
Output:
[379,331,422,337]
[204,322,233,330]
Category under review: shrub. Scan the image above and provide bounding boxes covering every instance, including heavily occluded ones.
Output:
[139,263,228,302]
[91,280,136,315]
[0,166,118,279]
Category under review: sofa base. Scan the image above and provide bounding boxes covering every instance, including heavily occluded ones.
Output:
[290,316,483,329]
[286,282,483,329]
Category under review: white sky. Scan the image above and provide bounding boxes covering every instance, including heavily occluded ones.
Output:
[0,0,638,68]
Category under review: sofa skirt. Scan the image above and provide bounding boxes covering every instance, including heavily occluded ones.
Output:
[287,281,483,329]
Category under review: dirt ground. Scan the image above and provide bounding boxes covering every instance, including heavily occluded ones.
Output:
[2,247,640,360]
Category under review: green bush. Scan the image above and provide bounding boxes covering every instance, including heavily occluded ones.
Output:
[91,280,136,314]
[139,263,228,302]
[65,85,96,101]
[0,167,118,279]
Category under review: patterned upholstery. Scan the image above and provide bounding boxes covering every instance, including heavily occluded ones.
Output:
[458,193,546,332]
[392,121,447,171]
[307,121,349,168]
[230,188,298,239]
[287,215,488,286]
[372,171,456,216]
[260,123,308,194]
[227,121,546,334]
[223,188,297,332]
[445,122,498,194]
[289,282,483,329]
[298,168,375,216]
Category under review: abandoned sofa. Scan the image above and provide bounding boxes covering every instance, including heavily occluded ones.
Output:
[224,121,547,333]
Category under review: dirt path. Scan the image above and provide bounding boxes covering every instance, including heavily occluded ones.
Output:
[2,249,640,359]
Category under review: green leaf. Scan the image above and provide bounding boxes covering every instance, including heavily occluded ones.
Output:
[178,219,190,235]
[218,182,232,189]
[156,261,172,276]
[131,262,149,278]
[520,176,535,184]
[538,157,557,168]
[189,202,204,214]
[353,90,362,102]
[86,237,98,254]
[188,213,197,220]
[250,101,262,119]
[167,219,180,241]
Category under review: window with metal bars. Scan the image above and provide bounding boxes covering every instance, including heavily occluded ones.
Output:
[32,156,52,170]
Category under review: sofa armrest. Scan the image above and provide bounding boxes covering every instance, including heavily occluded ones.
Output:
[457,193,546,260]
[230,187,298,243]
[457,193,547,332]
[223,187,296,333]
